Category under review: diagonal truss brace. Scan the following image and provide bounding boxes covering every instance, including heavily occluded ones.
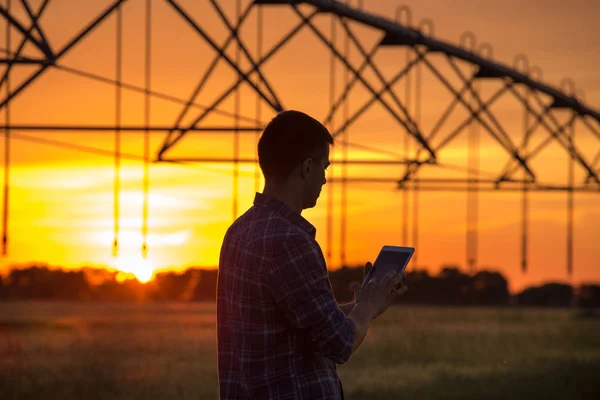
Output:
[0,0,51,91]
[0,0,127,110]
[165,0,281,112]
[417,52,536,180]
[166,0,257,140]
[158,6,320,159]
[290,4,436,160]
[509,88,600,186]
[0,2,53,60]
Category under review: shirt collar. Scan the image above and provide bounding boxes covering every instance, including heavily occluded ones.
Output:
[253,192,317,238]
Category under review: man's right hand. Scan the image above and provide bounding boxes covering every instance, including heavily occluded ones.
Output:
[353,268,408,320]
[347,267,408,353]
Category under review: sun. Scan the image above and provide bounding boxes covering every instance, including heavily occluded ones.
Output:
[113,254,155,283]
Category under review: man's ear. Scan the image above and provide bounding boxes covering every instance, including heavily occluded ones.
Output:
[300,158,312,180]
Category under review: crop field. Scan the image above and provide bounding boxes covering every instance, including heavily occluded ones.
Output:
[1,302,599,399]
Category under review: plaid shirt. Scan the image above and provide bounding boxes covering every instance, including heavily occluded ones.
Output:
[217,193,355,399]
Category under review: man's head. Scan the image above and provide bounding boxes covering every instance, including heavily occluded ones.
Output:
[258,110,334,210]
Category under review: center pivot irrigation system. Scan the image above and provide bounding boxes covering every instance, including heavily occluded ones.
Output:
[1,0,599,276]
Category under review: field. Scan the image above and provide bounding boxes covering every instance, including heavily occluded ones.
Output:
[1,302,599,399]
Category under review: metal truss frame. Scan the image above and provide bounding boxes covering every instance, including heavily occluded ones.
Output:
[1,0,599,276]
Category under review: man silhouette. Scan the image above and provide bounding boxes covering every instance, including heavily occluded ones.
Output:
[217,110,408,399]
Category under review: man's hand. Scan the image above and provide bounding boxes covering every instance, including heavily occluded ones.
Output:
[361,261,406,293]
[353,266,408,320]
[347,266,408,353]
[339,263,376,317]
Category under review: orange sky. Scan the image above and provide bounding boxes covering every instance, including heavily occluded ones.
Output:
[0,0,599,292]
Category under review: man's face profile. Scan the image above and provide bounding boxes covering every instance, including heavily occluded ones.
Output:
[301,143,330,210]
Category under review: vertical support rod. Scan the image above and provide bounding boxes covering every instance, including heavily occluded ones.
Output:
[467,75,479,274]
[412,48,421,267]
[473,83,480,274]
[113,4,122,258]
[254,4,263,194]
[466,88,473,273]
[340,10,349,267]
[2,0,11,256]
[461,32,477,274]
[232,0,241,221]
[327,14,336,266]
[142,0,151,259]
[403,46,411,246]
[567,115,574,276]
[474,83,480,274]
[521,86,530,273]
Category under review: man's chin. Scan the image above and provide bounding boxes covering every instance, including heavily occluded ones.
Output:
[302,199,318,210]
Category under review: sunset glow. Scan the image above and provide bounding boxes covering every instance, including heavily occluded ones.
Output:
[113,254,155,284]
[0,0,598,294]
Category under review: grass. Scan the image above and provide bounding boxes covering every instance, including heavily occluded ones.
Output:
[1,302,599,399]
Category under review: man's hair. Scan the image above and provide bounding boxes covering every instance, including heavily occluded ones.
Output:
[258,110,334,182]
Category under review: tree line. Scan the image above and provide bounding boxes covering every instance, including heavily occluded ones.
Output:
[0,264,599,308]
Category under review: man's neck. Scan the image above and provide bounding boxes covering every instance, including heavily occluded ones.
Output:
[262,183,303,214]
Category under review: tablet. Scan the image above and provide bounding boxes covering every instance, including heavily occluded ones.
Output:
[361,245,414,288]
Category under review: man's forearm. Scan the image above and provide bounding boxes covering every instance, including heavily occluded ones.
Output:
[347,302,374,353]
[339,302,355,316]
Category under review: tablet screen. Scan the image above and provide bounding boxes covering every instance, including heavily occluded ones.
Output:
[362,247,413,288]
[376,250,411,270]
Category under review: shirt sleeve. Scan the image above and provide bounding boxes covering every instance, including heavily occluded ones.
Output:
[267,233,355,364]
